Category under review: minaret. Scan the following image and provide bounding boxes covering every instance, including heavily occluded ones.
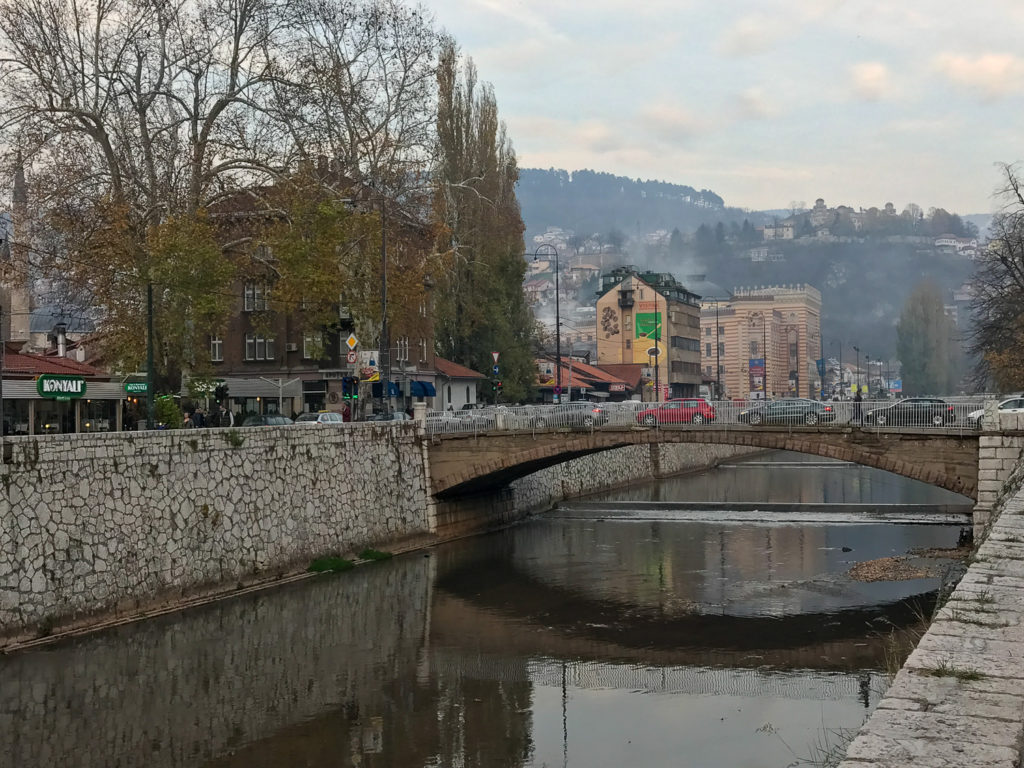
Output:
[7,151,31,344]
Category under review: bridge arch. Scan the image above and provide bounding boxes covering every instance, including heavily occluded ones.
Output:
[428,427,979,500]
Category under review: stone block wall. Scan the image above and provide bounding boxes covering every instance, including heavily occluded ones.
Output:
[973,411,1024,533]
[0,424,430,639]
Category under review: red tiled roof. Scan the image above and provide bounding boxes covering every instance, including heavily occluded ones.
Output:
[4,351,108,378]
[538,357,630,390]
[594,363,645,389]
[434,357,487,379]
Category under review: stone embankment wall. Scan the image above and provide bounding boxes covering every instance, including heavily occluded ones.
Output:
[973,407,1024,533]
[839,411,1024,768]
[0,424,430,640]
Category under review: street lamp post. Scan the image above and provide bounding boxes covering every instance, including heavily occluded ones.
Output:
[853,345,861,396]
[712,300,721,399]
[534,244,561,401]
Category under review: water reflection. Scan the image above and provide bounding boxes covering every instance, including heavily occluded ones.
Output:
[598,450,971,505]
[0,454,962,768]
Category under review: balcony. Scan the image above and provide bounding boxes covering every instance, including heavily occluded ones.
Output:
[618,289,634,308]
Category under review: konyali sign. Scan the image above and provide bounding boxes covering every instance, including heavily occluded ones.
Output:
[37,375,88,400]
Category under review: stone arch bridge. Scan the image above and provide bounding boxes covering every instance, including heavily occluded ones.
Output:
[428,426,984,500]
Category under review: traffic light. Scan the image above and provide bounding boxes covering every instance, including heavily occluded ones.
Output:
[497,380,503,392]
[341,377,360,400]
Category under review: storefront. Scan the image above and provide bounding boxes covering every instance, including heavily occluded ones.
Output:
[2,351,124,435]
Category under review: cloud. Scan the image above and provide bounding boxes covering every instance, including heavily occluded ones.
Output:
[638,103,708,143]
[716,15,788,56]
[512,116,625,155]
[934,53,1024,100]
[733,87,776,119]
[849,62,895,101]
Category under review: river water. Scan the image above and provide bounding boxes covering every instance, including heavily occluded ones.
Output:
[0,452,972,767]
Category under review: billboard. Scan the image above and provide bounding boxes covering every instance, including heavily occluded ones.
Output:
[748,358,765,394]
[635,311,662,340]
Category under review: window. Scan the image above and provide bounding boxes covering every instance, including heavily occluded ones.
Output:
[244,334,275,361]
[303,334,321,360]
[244,283,269,312]
[718,342,725,356]
[210,336,223,362]
[705,327,712,336]
[750,341,760,356]
[718,364,725,374]
[705,343,712,357]
[789,343,798,357]
[625,338,632,349]
[465,385,470,402]
[623,314,632,331]
[719,325,725,336]
[671,360,683,373]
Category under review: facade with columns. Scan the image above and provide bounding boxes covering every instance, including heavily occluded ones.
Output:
[700,284,823,400]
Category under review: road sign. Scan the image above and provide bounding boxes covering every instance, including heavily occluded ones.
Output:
[492,351,499,364]
[554,386,562,394]
[346,350,358,364]
[492,364,500,375]
[345,333,359,351]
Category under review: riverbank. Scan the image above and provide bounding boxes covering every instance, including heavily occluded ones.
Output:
[837,466,1024,766]
[0,428,759,648]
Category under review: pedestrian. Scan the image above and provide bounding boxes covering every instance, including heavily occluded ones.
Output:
[341,402,351,423]
[193,407,207,428]
[182,411,195,429]
[853,389,863,425]
[219,404,235,427]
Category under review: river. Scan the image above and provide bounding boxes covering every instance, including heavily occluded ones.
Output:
[0,451,972,767]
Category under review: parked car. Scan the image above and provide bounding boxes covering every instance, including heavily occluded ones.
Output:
[240,414,294,427]
[544,401,610,427]
[636,398,716,426]
[738,398,837,426]
[863,398,955,427]
[967,397,1024,429]
[365,411,412,422]
[294,411,346,426]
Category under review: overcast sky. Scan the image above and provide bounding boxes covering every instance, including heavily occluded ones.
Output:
[428,0,1024,215]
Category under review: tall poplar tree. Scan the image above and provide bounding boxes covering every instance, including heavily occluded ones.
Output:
[432,39,535,401]
[897,281,960,395]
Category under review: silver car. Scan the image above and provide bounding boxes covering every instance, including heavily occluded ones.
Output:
[294,411,346,426]
[967,397,1024,429]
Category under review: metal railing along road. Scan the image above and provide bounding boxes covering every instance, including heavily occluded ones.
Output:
[425,399,989,437]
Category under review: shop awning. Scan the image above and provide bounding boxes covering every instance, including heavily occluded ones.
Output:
[410,381,437,397]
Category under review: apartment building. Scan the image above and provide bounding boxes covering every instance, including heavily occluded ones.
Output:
[701,284,823,400]
[595,267,702,399]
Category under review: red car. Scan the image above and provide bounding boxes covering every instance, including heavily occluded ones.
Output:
[637,398,716,425]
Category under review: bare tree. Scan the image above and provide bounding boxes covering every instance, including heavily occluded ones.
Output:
[969,163,1024,390]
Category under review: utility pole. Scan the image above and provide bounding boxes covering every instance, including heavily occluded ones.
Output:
[853,345,861,397]
[146,283,155,427]
[380,199,390,416]
[714,300,721,399]
[0,303,5,461]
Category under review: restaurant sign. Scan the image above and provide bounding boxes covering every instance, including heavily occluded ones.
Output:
[37,374,87,401]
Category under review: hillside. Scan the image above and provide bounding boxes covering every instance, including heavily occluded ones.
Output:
[517,168,760,242]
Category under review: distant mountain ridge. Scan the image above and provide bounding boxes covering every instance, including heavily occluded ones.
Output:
[517,168,760,241]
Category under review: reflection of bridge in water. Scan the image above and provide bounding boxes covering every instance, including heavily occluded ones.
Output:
[429,650,881,705]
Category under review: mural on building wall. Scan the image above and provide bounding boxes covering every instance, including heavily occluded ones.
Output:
[635,312,662,340]
[600,307,620,338]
